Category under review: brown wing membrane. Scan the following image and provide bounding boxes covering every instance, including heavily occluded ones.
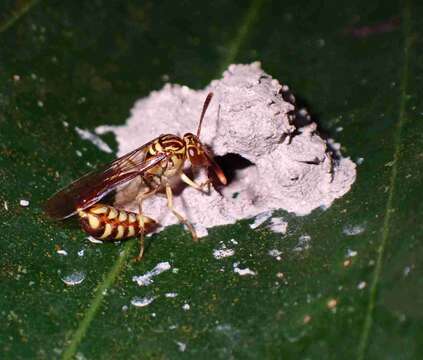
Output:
[44,142,168,220]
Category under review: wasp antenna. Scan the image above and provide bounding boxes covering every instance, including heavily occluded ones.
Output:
[196,92,214,138]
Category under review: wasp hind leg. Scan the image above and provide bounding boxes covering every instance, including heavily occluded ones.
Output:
[165,183,198,242]
[134,186,160,261]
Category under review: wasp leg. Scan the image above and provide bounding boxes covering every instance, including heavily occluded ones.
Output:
[136,199,145,261]
[165,183,198,241]
[134,186,160,261]
[180,173,211,194]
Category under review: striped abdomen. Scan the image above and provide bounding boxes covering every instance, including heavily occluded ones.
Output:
[78,204,156,241]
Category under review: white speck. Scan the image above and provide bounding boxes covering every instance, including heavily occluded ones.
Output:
[233,262,256,276]
[182,303,190,311]
[132,261,171,286]
[61,271,85,286]
[213,245,235,259]
[175,341,186,352]
[151,312,156,317]
[122,305,128,311]
[131,296,156,308]
[13,74,20,81]
[102,289,108,296]
[30,73,37,80]
[75,127,113,153]
[37,100,44,107]
[56,249,68,256]
[19,199,30,207]
[77,97,86,104]
[172,268,179,274]
[3,201,8,211]
[293,234,311,252]
[161,74,170,82]
[76,150,82,157]
[268,217,288,234]
[165,292,178,298]
[230,238,238,245]
[249,211,272,229]
[87,236,103,244]
[343,224,366,236]
[268,249,282,261]
[75,352,87,360]
[77,249,85,257]
[346,249,358,258]
[317,38,325,47]
[403,266,411,276]
[62,121,69,128]
[336,126,344,132]
[357,281,367,290]
[356,157,364,165]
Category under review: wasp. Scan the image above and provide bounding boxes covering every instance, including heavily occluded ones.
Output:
[45,92,227,260]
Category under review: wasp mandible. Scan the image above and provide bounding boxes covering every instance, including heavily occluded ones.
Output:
[45,93,227,260]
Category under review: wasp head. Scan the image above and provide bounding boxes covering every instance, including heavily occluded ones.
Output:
[183,133,227,185]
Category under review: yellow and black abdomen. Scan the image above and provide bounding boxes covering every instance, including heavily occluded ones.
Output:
[78,204,156,241]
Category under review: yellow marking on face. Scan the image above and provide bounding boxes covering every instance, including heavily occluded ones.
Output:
[115,225,125,239]
[88,214,100,229]
[128,213,137,223]
[127,225,136,237]
[90,205,109,215]
[108,207,118,219]
[118,211,128,222]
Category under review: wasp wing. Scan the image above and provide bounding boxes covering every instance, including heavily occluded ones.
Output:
[44,140,168,219]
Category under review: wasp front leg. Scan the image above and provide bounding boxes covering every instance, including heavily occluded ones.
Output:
[180,173,211,194]
[165,183,198,242]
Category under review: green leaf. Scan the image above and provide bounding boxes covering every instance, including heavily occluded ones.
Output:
[1,0,422,359]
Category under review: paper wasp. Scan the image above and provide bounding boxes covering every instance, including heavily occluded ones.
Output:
[45,92,227,260]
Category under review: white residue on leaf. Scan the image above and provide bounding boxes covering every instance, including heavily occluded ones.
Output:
[213,242,235,259]
[3,201,8,211]
[56,249,68,256]
[175,341,186,352]
[268,217,288,234]
[87,236,103,244]
[357,281,367,290]
[75,126,113,153]
[165,292,178,298]
[346,249,358,258]
[230,238,238,245]
[77,249,85,257]
[131,296,156,308]
[19,199,30,207]
[182,303,190,311]
[343,224,366,236]
[293,234,311,252]
[233,262,256,276]
[132,261,171,286]
[356,157,364,165]
[268,249,282,261]
[249,211,272,229]
[61,271,85,286]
